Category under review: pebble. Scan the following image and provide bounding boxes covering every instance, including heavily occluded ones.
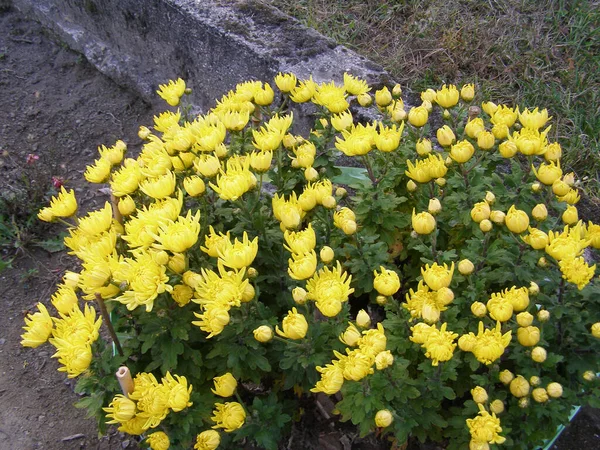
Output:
[122,439,130,448]
[0,338,6,345]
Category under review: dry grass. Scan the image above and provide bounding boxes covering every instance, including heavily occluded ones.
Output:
[265,0,600,195]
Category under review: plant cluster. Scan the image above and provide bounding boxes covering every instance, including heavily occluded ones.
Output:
[21,74,600,450]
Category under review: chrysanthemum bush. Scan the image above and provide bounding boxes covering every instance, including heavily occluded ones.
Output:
[21,73,600,450]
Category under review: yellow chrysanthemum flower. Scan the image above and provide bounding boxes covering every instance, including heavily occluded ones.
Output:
[192,303,231,338]
[20,303,54,348]
[306,262,354,317]
[157,78,186,106]
[152,210,201,253]
[272,192,305,230]
[334,123,375,156]
[466,404,506,446]
[276,307,308,339]
[103,394,137,424]
[84,157,112,183]
[217,232,258,269]
[421,322,458,366]
[39,186,78,220]
[559,256,596,290]
[313,80,349,113]
[211,402,246,433]
[283,223,316,254]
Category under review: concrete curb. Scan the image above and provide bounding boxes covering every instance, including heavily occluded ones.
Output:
[11,0,391,112]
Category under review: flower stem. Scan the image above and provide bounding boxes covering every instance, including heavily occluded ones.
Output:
[94,292,124,357]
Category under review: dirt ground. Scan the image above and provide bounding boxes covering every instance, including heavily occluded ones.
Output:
[0,6,598,450]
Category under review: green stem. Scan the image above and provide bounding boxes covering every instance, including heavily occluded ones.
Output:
[272,335,304,347]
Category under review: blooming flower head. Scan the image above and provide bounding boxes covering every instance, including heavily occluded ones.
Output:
[152,210,201,253]
[306,262,354,317]
[546,224,590,261]
[103,394,137,424]
[272,192,305,229]
[373,266,401,296]
[421,262,454,291]
[290,76,317,103]
[192,303,231,338]
[157,78,186,106]
[509,126,550,156]
[211,402,246,433]
[421,322,458,366]
[311,361,345,395]
[288,250,318,280]
[559,257,596,290]
[519,107,551,129]
[21,303,54,348]
[469,321,512,365]
[335,123,375,156]
[39,187,78,220]
[343,73,370,96]
[466,404,506,446]
[533,160,562,185]
[209,156,256,201]
[374,121,404,152]
[201,225,231,258]
[191,262,248,309]
[284,224,316,254]
[217,231,258,270]
[313,80,349,113]
[436,84,460,108]
[404,281,446,323]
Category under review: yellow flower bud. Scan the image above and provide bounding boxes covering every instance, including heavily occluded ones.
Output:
[356,309,371,328]
[471,386,488,404]
[552,179,570,196]
[498,141,518,158]
[416,138,432,156]
[412,209,436,235]
[321,195,337,209]
[373,266,401,296]
[529,281,539,296]
[392,84,402,97]
[465,118,485,139]
[168,253,187,274]
[212,373,238,398]
[482,101,498,116]
[531,204,548,221]
[460,83,475,101]
[184,176,206,197]
[443,109,451,119]
[436,84,459,108]
[537,309,550,322]
[562,205,578,225]
[544,142,562,161]
[339,323,362,346]
[422,100,433,112]
[516,312,534,327]
[407,180,417,192]
[357,93,372,107]
[458,259,475,275]
[532,387,549,403]
[499,370,514,385]
[530,376,541,386]
[449,140,475,163]
[195,430,221,450]
[376,295,388,305]
[479,219,492,233]
[510,375,530,397]
[428,198,442,215]
[118,195,136,216]
[583,371,596,381]
[436,287,455,306]
[471,201,491,223]
[490,399,504,414]
[375,350,394,370]
[517,326,540,347]
[435,177,447,187]
[391,107,406,122]
[421,88,437,103]
[146,431,170,450]
[436,125,456,147]
[253,325,273,343]
[375,410,393,428]
[477,131,495,150]
[490,210,505,224]
[342,220,357,235]
[320,246,335,263]
[505,205,529,234]
[547,382,563,398]
[531,346,547,363]
[538,256,548,267]
[408,106,429,127]
[241,283,255,302]
[375,87,393,107]
[335,187,347,197]
[305,166,319,181]
[592,322,600,338]
[171,284,193,306]
[138,126,152,140]
[519,397,530,408]
[492,123,509,139]
[470,301,487,317]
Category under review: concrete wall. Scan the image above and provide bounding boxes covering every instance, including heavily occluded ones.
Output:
[11,0,391,112]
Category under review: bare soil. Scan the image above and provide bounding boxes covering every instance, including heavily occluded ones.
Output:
[0,6,598,450]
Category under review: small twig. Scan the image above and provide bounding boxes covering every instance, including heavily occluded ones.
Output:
[94,292,124,357]
[10,37,34,44]
[61,434,85,442]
